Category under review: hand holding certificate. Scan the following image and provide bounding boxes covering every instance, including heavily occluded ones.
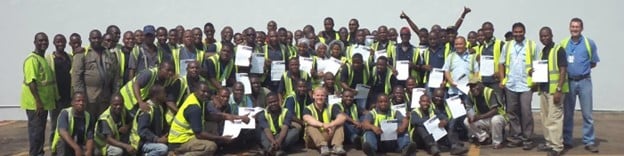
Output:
[323,58,341,75]
[355,84,371,99]
[250,53,265,74]
[270,61,286,81]
[235,45,252,67]
[299,57,314,74]
[380,119,398,141]
[236,73,252,94]
[532,60,548,83]
[427,68,445,88]
[479,55,494,76]
[411,88,426,109]
[424,116,447,141]
[396,60,410,80]
[446,95,466,118]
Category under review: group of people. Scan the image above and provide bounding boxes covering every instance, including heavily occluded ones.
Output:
[21,8,600,156]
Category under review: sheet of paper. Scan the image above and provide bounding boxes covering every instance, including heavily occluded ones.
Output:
[392,103,407,116]
[250,53,265,74]
[380,119,398,141]
[235,45,252,67]
[427,68,445,88]
[236,73,252,94]
[455,74,470,95]
[238,107,264,117]
[424,116,447,141]
[411,88,427,109]
[532,60,548,83]
[223,120,241,138]
[352,46,371,62]
[479,55,495,76]
[354,84,371,99]
[322,58,341,75]
[270,61,286,81]
[374,50,387,62]
[328,95,342,105]
[179,59,195,77]
[365,35,375,46]
[299,57,314,74]
[396,60,410,80]
[446,95,466,118]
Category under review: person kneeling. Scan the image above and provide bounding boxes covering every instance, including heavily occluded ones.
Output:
[258,92,300,155]
[463,79,507,149]
[362,94,416,156]
[130,85,169,156]
[51,92,95,156]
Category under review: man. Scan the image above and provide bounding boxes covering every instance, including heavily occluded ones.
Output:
[475,22,505,99]
[330,90,363,147]
[118,31,137,84]
[391,86,409,109]
[504,31,513,42]
[202,43,235,91]
[371,26,396,64]
[498,22,537,150]
[119,62,175,113]
[257,31,267,47]
[361,94,416,156]
[134,30,144,48]
[130,85,169,156]
[345,29,372,64]
[250,75,271,108]
[463,78,507,149]
[167,29,179,51]
[267,20,278,32]
[233,33,244,46]
[203,22,218,54]
[409,94,444,156]
[321,73,340,96]
[370,57,397,98]
[164,61,204,123]
[22,32,58,156]
[175,25,185,45]
[258,92,299,156]
[173,30,206,76]
[417,31,447,89]
[47,34,73,144]
[392,27,419,85]
[228,82,254,115]
[216,26,234,52]
[95,94,134,156]
[192,28,204,52]
[388,28,398,43]
[561,17,600,153]
[340,54,371,110]
[128,25,168,78]
[319,17,338,44]
[156,27,171,55]
[106,25,122,49]
[431,88,469,155]
[278,57,310,100]
[536,26,568,156]
[69,33,83,55]
[51,92,95,156]
[443,36,479,100]
[294,30,304,44]
[404,77,419,104]
[263,30,290,91]
[347,19,360,44]
[303,88,347,156]
[202,88,252,150]
[283,79,313,133]
[72,30,121,117]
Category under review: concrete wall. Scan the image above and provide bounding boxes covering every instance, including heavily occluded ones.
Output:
[1,0,621,120]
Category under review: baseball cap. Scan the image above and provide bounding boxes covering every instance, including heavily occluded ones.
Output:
[467,76,481,86]
[143,25,156,36]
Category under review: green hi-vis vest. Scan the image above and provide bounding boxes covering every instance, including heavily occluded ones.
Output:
[468,87,508,121]
[371,41,396,63]
[45,52,73,72]
[207,54,234,90]
[169,93,204,144]
[114,47,138,78]
[22,52,58,110]
[51,107,92,153]
[283,95,309,119]
[371,67,393,95]
[164,75,206,124]
[408,107,435,141]
[305,104,330,131]
[94,107,127,155]
[538,45,570,94]
[318,32,340,45]
[419,46,451,83]
[501,40,536,87]
[471,39,503,80]
[560,37,592,61]
[131,46,165,71]
[393,46,421,81]
[370,109,397,127]
[263,44,289,61]
[266,109,289,135]
[120,68,158,110]
[329,103,358,121]
[172,46,206,76]
[345,64,370,86]
[130,101,164,149]
[282,71,310,97]
[432,102,453,119]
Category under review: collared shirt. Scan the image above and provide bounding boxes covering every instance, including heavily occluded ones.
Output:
[443,51,478,95]
[257,109,293,133]
[500,39,536,92]
[228,94,253,115]
[466,91,500,116]
[481,38,505,83]
[563,35,599,77]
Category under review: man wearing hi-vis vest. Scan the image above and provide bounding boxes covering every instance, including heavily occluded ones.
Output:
[119,61,174,115]
[463,78,507,149]
[303,88,347,156]
[202,43,235,92]
[329,90,364,148]
[431,88,469,155]
[94,94,134,156]
[361,94,417,156]
[258,92,300,156]
[498,22,538,150]
[51,92,95,156]
[130,85,169,156]
[164,61,204,124]
[409,94,446,156]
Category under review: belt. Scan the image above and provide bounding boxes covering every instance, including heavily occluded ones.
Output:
[568,74,590,81]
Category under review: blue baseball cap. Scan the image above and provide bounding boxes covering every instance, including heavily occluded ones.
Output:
[143,25,156,35]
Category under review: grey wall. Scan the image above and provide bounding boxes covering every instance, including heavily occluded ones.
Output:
[1,0,621,120]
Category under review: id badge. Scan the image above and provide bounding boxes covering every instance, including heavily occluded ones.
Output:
[567,55,575,63]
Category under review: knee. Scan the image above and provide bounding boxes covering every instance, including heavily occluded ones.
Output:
[107,146,124,156]
[492,115,505,125]
[463,118,471,127]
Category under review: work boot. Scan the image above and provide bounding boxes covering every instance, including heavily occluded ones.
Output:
[401,143,417,156]
[522,141,534,150]
[450,145,469,155]
[429,145,441,156]
[585,144,599,153]
[362,142,376,156]
[536,143,552,151]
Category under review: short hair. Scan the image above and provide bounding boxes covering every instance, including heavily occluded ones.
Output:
[571,17,584,28]
[106,25,120,32]
[324,17,334,23]
[376,56,389,63]
[504,31,513,38]
[482,21,494,28]
[328,40,344,51]
[512,22,526,31]
[70,33,81,38]
[203,22,214,29]
[297,38,311,48]
[157,26,167,32]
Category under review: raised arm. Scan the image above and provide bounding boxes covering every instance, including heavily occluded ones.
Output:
[453,7,472,31]
[400,11,423,39]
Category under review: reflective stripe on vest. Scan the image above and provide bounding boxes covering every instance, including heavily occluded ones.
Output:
[421,47,451,83]
[172,47,205,76]
[266,109,289,135]
[347,65,369,86]
[468,87,508,121]
[306,104,330,131]
[130,101,163,149]
[330,103,358,121]
[432,103,453,119]
[51,107,91,153]
[282,71,310,97]
[539,45,570,93]
[284,95,308,119]
[370,109,396,127]
[94,107,126,153]
[560,37,592,60]
[371,67,393,95]
[264,45,288,61]
[120,68,158,110]
[502,40,535,87]
[408,108,434,141]
[169,93,204,143]
[207,54,234,89]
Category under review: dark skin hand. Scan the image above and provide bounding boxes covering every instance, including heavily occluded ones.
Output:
[469,107,498,123]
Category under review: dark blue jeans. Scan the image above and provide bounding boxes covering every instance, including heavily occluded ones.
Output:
[27,110,48,156]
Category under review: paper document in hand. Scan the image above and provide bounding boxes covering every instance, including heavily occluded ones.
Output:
[480,56,495,76]
[391,103,407,116]
[223,120,241,138]
[424,116,447,141]
[299,57,314,74]
[270,61,286,81]
[250,53,265,74]
[380,119,399,141]
[396,61,410,80]
[532,60,548,83]
[427,68,445,88]
[411,88,426,109]
[455,74,470,95]
[328,95,342,105]
[179,59,195,77]
[323,58,341,75]
[374,50,387,62]
[446,95,466,118]
[235,45,253,66]
[238,107,264,117]
[236,73,252,94]
[354,84,371,99]
[353,46,371,62]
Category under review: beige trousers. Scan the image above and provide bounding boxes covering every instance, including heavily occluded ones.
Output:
[540,92,565,152]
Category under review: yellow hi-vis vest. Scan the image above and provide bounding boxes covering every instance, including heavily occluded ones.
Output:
[371,67,393,95]
[329,103,358,121]
[51,107,92,153]
[318,32,340,45]
[472,39,503,80]
[266,109,289,135]
[345,64,370,86]
[560,37,592,61]
[130,100,164,149]
[22,52,58,110]
[539,45,570,94]
[115,47,138,79]
[468,87,508,121]
[370,109,397,127]
[419,46,451,83]
[282,70,310,97]
[501,40,535,87]
[120,68,158,110]
[371,41,396,63]
[164,76,198,124]
[283,95,309,119]
[432,102,453,119]
[408,107,435,141]
[172,47,206,76]
[207,54,234,90]
[390,46,421,81]
[305,104,330,131]
[94,107,127,155]
[168,93,204,144]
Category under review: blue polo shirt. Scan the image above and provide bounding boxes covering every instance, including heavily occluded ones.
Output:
[563,36,599,77]
[423,45,446,69]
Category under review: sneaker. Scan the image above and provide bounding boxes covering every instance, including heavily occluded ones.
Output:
[401,143,417,156]
[362,143,376,156]
[536,143,552,151]
[585,144,599,153]
[492,143,504,149]
[429,145,441,156]
[547,149,561,156]
[320,146,331,156]
[450,146,469,155]
[332,146,346,155]
[353,136,362,149]
[275,150,286,156]
[522,141,534,150]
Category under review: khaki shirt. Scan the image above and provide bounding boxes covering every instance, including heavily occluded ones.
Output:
[71,48,121,103]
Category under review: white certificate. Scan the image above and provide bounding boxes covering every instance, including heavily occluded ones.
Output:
[391,103,407,116]
[380,119,399,141]
[427,68,445,88]
[353,45,371,62]
[365,35,375,46]
[455,74,470,95]
[424,116,447,141]
[235,45,252,67]
[396,60,410,80]
[236,73,252,94]
[374,49,387,62]
[480,55,495,76]
[446,95,466,118]
[250,53,265,74]
[270,61,286,81]
[328,95,342,105]
[299,57,314,74]
[323,58,341,75]
[532,60,548,83]
[238,106,264,117]
[354,84,371,99]
[223,120,242,138]
[179,59,194,77]
[411,88,427,109]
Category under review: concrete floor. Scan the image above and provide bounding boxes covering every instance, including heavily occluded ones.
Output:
[2,111,623,156]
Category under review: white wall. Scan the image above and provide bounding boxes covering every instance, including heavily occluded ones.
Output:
[1,0,622,120]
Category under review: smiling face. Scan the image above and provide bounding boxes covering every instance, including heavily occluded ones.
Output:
[376,95,390,112]
[109,95,124,115]
[342,90,354,106]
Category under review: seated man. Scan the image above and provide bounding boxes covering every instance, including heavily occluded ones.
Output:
[463,79,506,149]
[130,85,169,156]
[303,88,347,156]
[164,61,204,124]
[204,88,253,151]
[361,94,416,156]
[258,92,300,155]
[228,82,254,115]
[51,92,96,156]
[283,79,313,133]
[329,90,364,147]
[431,88,469,155]
[390,85,410,114]
[250,75,271,108]
[95,94,134,156]
[278,57,311,100]
[409,94,445,155]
